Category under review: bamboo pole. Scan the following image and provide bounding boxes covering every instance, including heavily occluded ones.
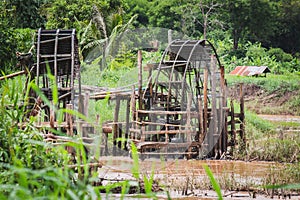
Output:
[0,70,26,81]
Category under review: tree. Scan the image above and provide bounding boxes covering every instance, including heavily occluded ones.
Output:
[271,0,300,54]
[199,0,222,40]
[7,0,47,28]
[0,1,17,72]
[222,0,277,50]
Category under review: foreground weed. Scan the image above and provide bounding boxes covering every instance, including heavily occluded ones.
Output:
[203,164,223,200]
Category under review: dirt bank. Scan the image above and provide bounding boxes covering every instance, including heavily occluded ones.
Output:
[228,84,300,115]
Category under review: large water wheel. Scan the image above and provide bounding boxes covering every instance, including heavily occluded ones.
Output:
[130,39,227,159]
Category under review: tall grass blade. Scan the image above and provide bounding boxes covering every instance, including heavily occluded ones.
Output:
[203,164,223,200]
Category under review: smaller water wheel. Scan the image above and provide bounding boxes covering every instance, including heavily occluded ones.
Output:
[25,29,81,123]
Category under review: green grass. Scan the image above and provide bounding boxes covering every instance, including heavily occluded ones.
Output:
[226,73,300,93]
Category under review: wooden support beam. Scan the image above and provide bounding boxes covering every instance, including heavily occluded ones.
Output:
[203,67,208,141]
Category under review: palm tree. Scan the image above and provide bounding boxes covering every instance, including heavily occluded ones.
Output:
[77,5,137,69]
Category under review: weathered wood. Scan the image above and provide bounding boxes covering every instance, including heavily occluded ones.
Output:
[129,128,193,135]
[203,67,208,138]
[136,109,198,115]
[230,99,236,154]
[197,95,204,143]
[239,83,246,148]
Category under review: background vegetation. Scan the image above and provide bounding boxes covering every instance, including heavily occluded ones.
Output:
[0,0,300,74]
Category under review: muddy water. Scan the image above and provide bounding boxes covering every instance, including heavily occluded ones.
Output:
[99,157,278,180]
[98,157,284,199]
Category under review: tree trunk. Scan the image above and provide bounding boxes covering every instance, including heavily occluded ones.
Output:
[233,29,239,50]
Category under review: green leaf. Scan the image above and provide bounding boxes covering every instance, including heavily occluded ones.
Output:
[203,164,223,200]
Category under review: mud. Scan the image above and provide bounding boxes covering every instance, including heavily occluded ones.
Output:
[97,156,299,199]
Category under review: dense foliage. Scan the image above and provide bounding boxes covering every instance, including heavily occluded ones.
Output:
[0,0,300,74]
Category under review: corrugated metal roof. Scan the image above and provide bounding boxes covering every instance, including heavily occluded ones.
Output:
[230,66,271,76]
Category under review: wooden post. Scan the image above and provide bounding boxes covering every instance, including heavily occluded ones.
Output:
[197,95,204,142]
[239,83,246,149]
[186,93,192,143]
[84,92,89,117]
[66,104,74,154]
[78,94,84,115]
[130,85,136,139]
[125,98,130,150]
[230,99,236,155]
[168,29,173,45]
[118,123,122,149]
[113,97,121,156]
[138,50,143,111]
[211,55,217,157]
[203,67,208,151]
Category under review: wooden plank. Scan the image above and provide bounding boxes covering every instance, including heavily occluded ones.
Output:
[130,128,194,135]
[137,109,198,115]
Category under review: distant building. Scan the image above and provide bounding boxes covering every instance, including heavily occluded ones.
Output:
[230,66,271,77]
